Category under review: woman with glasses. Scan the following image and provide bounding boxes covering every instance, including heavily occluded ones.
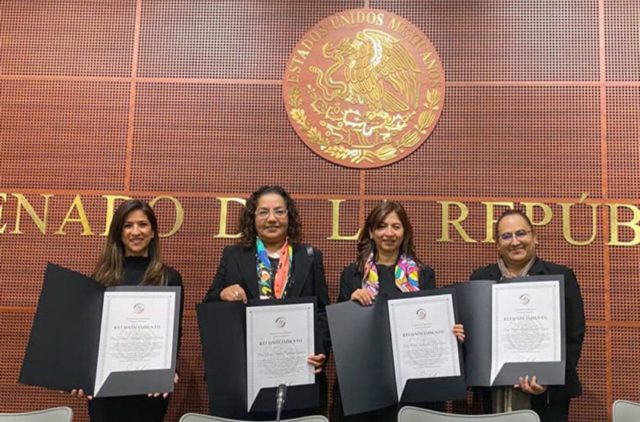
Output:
[203,185,330,420]
[470,209,585,422]
[334,201,464,421]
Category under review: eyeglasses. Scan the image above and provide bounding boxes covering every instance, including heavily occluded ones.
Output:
[255,208,288,219]
[498,229,531,242]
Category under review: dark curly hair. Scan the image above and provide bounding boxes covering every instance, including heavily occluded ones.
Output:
[239,185,302,247]
[356,201,420,273]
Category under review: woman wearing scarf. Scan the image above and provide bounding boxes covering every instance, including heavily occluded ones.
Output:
[203,185,330,420]
[334,201,464,421]
[470,209,585,422]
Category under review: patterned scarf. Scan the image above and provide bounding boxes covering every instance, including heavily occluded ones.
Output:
[256,238,293,299]
[497,257,535,279]
[362,253,420,296]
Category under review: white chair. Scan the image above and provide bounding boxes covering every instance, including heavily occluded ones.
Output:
[398,406,540,422]
[179,414,328,422]
[0,407,73,422]
[613,399,640,422]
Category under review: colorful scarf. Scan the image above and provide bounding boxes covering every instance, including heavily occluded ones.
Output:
[497,257,535,279]
[362,253,420,296]
[256,238,293,299]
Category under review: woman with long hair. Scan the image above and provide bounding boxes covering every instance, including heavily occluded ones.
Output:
[334,200,464,421]
[71,199,183,422]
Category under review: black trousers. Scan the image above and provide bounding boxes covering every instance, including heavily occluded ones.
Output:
[88,395,169,422]
[532,395,571,422]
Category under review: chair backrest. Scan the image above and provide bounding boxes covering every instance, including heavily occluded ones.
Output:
[179,413,328,422]
[0,407,73,422]
[613,400,640,422]
[398,406,540,422]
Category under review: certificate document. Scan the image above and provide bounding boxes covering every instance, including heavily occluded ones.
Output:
[94,291,177,395]
[246,303,315,411]
[388,294,461,400]
[491,280,562,384]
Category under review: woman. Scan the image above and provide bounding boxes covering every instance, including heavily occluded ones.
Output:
[470,209,585,422]
[203,185,330,420]
[71,199,183,422]
[334,201,464,421]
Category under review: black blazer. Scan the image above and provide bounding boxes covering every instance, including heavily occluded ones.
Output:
[470,257,586,400]
[204,243,331,356]
[338,262,436,302]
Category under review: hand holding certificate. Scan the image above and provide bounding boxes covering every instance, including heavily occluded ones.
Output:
[491,280,562,385]
[20,264,181,398]
[197,297,320,418]
[455,275,566,387]
[327,289,466,416]
[95,290,177,395]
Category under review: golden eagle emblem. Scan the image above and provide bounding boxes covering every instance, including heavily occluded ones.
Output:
[284,9,445,168]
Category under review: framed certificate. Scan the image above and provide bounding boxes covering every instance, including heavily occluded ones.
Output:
[388,294,461,400]
[19,263,181,397]
[455,275,566,387]
[197,297,319,419]
[327,288,466,416]
[246,302,315,411]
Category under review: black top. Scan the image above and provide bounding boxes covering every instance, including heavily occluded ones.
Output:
[120,256,182,286]
[338,262,436,302]
[87,257,184,422]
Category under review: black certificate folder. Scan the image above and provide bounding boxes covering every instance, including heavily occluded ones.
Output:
[19,263,181,397]
[197,297,319,419]
[455,275,566,387]
[327,289,466,416]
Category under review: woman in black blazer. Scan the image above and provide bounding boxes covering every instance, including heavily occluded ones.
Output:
[203,185,330,420]
[334,200,464,422]
[470,209,585,422]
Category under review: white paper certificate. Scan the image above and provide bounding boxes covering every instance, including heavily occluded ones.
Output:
[94,291,176,395]
[490,280,562,384]
[388,294,461,400]
[246,303,315,411]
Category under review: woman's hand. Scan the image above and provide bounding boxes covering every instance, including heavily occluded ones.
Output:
[515,375,547,395]
[70,389,93,400]
[307,354,326,374]
[220,284,247,303]
[350,288,375,306]
[147,373,179,399]
[452,324,465,343]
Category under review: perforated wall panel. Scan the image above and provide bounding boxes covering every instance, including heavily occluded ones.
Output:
[1,1,638,421]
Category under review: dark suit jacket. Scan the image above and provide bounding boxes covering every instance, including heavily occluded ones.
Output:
[338,262,436,302]
[470,257,586,401]
[204,243,331,356]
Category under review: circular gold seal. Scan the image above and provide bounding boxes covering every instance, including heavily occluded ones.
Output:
[283,9,445,169]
